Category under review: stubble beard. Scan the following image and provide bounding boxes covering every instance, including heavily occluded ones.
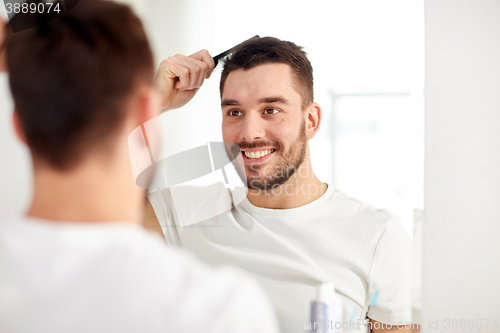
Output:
[228,121,307,191]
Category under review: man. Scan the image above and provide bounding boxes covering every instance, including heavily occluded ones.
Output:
[145,37,413,332]
[0,2,279,332]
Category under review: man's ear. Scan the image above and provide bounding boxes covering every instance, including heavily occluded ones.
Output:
[12,109,27,145]
[126,85,162,154]
[134,85,161,128]
[305,102,322,140]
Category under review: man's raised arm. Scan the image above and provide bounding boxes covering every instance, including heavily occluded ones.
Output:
[142,49,215,236]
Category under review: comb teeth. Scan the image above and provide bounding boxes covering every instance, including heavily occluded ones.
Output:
[213,35,260,68]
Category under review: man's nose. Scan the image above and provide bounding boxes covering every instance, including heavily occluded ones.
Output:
[239,113,265,142]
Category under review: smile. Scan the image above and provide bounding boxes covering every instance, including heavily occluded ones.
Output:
[243,149,275,159]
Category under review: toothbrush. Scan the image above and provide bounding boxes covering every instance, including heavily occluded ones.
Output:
[361,290,379,321]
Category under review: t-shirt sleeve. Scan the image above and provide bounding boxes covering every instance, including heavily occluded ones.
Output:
[147,183,234,245]
[366,215,412,325]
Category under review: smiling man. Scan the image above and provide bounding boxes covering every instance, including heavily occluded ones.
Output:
[220,61,324,207]
[146,37,412,333]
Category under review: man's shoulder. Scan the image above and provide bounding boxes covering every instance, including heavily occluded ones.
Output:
[0,213,262,285]
[328,187,399,225]
[147,182,238,202]
[0,217,278,332]
[119,229,280,332]
[147,182,244,227]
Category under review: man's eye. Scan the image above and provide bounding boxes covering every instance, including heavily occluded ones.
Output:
[264,108,279,115]
[229,110,243,116]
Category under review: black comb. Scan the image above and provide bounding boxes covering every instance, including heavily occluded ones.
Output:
[213,35,260,68]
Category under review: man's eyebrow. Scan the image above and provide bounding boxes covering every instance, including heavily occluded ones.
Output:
[259,96,291,105]
[221,99,240,107]
[221,96,291,107]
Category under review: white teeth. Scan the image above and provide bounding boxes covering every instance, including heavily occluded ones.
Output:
[244,149,273,159]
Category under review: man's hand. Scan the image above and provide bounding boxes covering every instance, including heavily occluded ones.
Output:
[370,319,412,333]
[155,49,215,111]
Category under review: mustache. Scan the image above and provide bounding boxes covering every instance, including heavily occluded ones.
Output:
[235,140,282,150]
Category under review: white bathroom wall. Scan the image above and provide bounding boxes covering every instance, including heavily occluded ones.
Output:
[423,0,500,331]
[0,8,32,219]
[0,73,33,219]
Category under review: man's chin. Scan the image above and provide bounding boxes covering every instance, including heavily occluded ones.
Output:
[246,176,288,191]
[247,183,278,191]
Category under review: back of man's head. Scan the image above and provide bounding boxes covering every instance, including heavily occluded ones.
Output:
[4,0,154,170]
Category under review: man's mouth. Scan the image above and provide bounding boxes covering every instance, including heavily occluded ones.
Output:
[240,148,276,163]
[243,149,275,159]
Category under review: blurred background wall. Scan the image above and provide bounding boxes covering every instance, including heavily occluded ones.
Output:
[423,1,500,331]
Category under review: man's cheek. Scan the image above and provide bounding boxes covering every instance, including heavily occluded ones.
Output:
[221,125,232,142]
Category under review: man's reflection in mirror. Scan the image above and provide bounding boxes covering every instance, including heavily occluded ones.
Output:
[144,37,414,332]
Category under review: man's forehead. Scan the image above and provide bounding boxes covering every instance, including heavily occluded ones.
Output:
[222,63,300,104]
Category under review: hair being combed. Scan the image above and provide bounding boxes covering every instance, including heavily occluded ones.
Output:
[220,36,314,109]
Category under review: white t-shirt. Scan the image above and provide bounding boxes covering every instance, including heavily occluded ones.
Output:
[0,216,280,333]
[148,183,412,332]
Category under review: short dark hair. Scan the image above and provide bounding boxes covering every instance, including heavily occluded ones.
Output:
[220,37,313,109]
[4,0,154,170]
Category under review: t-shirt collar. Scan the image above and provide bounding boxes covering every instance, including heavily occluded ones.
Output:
[236,183,334,216]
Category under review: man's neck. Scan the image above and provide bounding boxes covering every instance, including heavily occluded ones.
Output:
[246,159,327,209]
[27,156,142,224]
